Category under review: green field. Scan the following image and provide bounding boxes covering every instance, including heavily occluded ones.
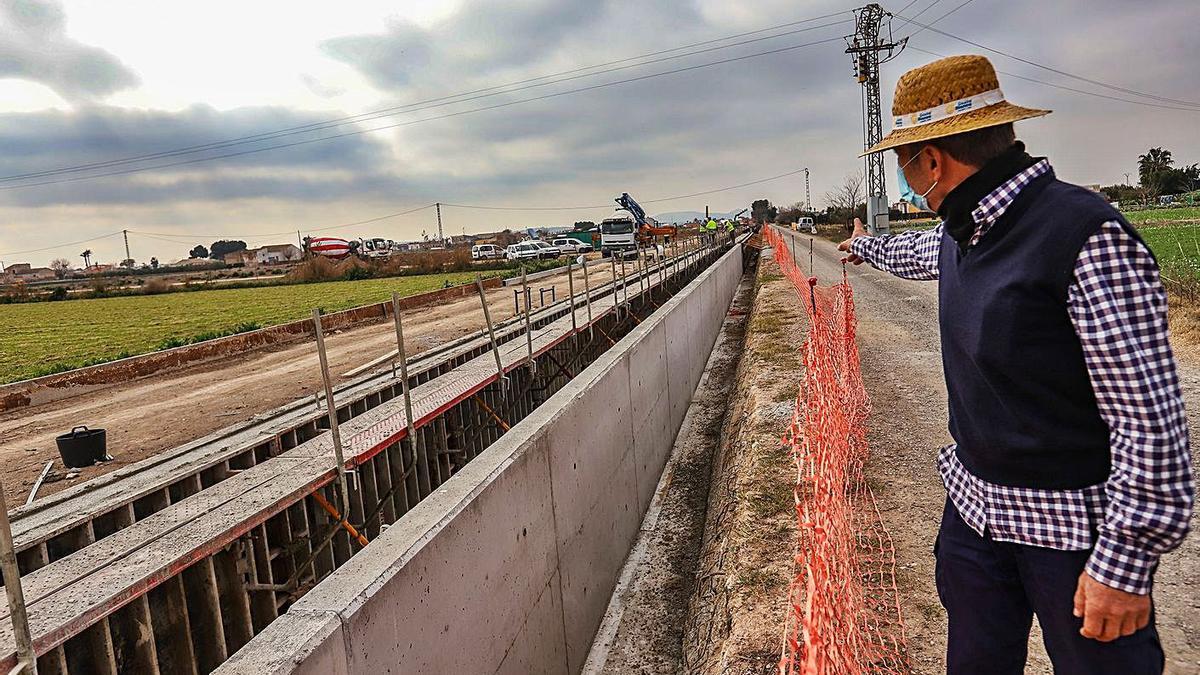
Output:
[1138,223,1200,272]
[0,271,492,384]
[1122,205,1200,225]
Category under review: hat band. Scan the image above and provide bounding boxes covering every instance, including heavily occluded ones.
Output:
[893,88,1005,129]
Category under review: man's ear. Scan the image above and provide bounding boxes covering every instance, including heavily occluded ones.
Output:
[926,145,946,183]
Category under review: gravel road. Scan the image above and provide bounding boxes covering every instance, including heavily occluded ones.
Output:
[777,228,1197,674]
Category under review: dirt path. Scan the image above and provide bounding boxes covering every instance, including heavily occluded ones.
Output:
[782,230,1198,674]
[0,263,617,503]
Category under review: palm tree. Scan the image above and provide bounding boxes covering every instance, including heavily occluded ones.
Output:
[80,249,92,268]
[1137,147,1174,193]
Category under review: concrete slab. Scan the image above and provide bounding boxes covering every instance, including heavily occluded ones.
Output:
[217,612,348,675]
[545,354,639,673]
[626,322,671,514]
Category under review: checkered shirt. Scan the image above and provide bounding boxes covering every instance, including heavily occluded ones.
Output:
[851,159,1194,594]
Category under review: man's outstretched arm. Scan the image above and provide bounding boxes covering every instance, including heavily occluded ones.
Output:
[838,217,942,281]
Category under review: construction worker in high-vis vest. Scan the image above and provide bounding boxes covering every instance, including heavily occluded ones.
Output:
[705,218,718,243]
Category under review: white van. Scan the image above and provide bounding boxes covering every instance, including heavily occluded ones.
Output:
[799,216,816,234]
[505,242,541,261]
[471,244,503,260]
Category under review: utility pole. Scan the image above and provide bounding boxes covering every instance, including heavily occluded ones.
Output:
[804,168,812,212]
[846,4,903,235]
[122,229,131,266]
[436,202,444,245]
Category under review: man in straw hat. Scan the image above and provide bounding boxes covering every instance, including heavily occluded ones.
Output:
[838,55,1192,673]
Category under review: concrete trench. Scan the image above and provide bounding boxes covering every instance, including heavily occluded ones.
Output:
[0,237,748,675]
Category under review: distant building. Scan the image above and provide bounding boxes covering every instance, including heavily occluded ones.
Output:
[892,201,933,216]
[0,263,56,283]
[223,250,255,266]
[170,258,217,268]
[252,244,302,264]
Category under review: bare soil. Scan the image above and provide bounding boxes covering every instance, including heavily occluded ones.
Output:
[681,249,805,674]
[1,264,615,504]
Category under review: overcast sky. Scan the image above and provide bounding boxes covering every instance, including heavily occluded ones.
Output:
[0,0,1196,266]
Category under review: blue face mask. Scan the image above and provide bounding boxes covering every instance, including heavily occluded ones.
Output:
[897,151,937,212]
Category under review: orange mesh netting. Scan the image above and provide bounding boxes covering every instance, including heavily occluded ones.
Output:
[762,226,909,675]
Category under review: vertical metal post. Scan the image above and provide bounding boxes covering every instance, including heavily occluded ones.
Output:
[476,275,507,392]
[619,254,630,311]
[391,293,419,468]
[810,237,814,276]
[581,256,594,341]
[520,267,534,370]
[313,309,352,515]
[0,488,35,674]
[609,255,620,321]
[566,258,577,334]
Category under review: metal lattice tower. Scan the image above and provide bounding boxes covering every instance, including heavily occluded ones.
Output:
[804,168,811,212]
[845,4,903,235]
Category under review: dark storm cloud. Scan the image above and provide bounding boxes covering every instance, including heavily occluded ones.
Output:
[0,105,398,206]
[0,0,138,102]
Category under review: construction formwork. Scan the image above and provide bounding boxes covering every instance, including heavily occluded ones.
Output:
[0,237,732,674]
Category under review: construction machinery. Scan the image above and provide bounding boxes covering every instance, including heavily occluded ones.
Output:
[615,192,678,242]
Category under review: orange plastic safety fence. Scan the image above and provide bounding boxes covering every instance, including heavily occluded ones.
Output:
[762,227,909,675]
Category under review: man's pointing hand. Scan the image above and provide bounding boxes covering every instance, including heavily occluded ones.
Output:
[837,218,869,265]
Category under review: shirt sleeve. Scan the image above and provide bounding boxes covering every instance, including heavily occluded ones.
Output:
[848,222,943,281]
[1068,221,1195,595]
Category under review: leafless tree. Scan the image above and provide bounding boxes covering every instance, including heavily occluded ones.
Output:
[49,258,72,278]
[823,171,865,213]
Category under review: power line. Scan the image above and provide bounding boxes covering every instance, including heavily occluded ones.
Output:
[442,168,811,212]
[906,45,1200,112]
[0,231,122,258]
[904,0,976,39]
[132,203,437,241]
[0,33,848,191]
[0,12,852,185]
[892,0,946,34]
[18,165,809,258]
[896,14,1200,109]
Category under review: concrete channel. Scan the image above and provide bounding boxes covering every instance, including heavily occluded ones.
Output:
[0,236,749,674]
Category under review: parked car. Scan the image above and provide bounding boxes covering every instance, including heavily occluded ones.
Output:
[528,240,561,259]
[471,244,504,260]
[505,242,542,261]
[552,237,593,255]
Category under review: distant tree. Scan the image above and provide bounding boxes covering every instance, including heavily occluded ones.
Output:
[824,172,867,225]
[189,245,209,259]
[120,258,135,268]
[49,258,72,278]
[751,199,777,224]
[150,257,159,269]
[80,249,93,268]
[209,239,247,260]
[1139,147,1176,196]
[573,221,596,230]
[494,229,520,247]
[775,201,812,225]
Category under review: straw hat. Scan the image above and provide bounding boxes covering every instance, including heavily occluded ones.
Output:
[862,54,1050,155]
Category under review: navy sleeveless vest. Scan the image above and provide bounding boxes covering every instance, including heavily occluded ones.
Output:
[937,171,1144,489]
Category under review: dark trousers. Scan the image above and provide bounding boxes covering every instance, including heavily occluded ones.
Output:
[935,498,1164,674]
